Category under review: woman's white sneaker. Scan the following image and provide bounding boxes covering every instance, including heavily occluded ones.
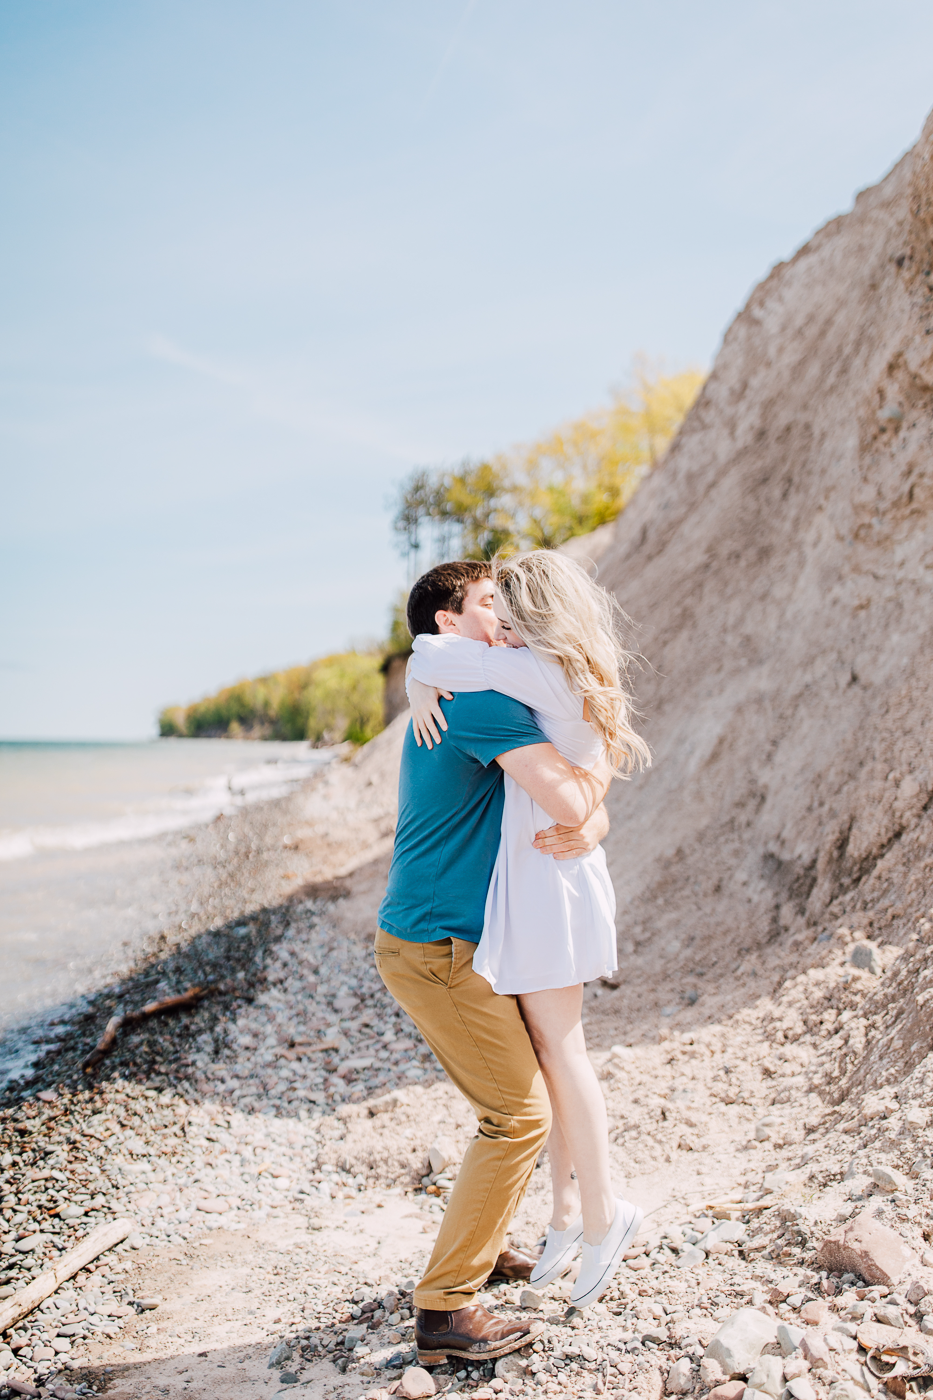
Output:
[570,1198,643,1307]
[528,1216,584,1287]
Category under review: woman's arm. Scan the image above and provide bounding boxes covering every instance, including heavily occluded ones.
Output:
[410,634,570,718]
[409,635,494,693]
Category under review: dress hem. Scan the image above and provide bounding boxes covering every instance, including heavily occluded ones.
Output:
[475,965,618,996]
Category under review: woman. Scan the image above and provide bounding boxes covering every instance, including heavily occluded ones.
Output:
[406,549,650,1307]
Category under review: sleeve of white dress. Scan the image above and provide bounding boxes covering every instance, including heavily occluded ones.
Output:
[410,634,565,716]
[409,635,494,693]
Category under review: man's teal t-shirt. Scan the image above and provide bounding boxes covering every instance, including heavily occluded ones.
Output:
[378,690,546,944]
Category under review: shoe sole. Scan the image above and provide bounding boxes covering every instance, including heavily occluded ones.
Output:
[529,1230,584,1287]
[418,1319,544,1365]
[570,1205,644,1308]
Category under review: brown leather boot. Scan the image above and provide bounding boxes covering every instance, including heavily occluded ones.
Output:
[487,1246,540,1282]
[415,1303,543,1364]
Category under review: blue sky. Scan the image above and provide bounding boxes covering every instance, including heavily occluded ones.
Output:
[3,1,933,739]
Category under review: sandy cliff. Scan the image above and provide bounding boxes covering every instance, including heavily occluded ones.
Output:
[258,109,933,1102]
[588,111,933,1065]
[279,110,933,1078]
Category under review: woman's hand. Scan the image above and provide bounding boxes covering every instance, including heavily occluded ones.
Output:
[408,677,453,749]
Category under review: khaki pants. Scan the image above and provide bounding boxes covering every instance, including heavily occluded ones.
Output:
[374,928,551,1311]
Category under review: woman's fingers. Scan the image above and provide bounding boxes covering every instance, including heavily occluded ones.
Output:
[412,715,434,749]
[416,692,447,747]
[430,702,449,732]
[408,681,447,749]
[426,710,446,743]
[412,706,448,747]
[424,713,443,746]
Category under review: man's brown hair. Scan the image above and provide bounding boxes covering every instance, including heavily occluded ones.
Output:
[406,560,492,638]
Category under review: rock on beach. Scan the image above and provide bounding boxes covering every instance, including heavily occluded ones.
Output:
[665,1357,694,1394]
[747,1354,784,1397]
[817,1210,917,1285]
[705,1310,778,1378]
[708,1383,747,1400]
[800,1333,831,1369]
[871,1165,910,1194]
[398,1365,437,1398]
[776,1322,805,1356]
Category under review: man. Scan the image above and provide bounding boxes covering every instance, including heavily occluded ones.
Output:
[375,559,611,1368]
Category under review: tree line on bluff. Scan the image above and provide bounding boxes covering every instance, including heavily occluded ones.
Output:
[159,362,703,747]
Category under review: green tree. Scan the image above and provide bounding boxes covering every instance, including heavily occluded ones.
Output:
[386,591,413,655]
[391,361,705,565]
[391,467,436,570]
[301,653,384,745]
[158,706,187,737]
[158,651,385,746]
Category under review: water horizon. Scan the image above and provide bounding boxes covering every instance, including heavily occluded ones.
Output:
[0,735,334,862]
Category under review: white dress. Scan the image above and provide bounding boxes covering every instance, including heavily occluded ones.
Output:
[408,635,617,995]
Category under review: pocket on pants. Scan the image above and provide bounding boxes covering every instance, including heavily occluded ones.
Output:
[421,937,454,988]
[373,930,401,979]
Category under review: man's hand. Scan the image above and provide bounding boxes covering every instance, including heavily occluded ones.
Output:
[533,803,610,861]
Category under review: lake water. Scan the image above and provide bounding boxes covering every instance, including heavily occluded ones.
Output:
[0,738,332,860]
[0,739,335,1065]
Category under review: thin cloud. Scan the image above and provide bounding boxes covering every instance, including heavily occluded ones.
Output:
[148,334,246,388]
[420,0,479,117]
[147,334,435,462]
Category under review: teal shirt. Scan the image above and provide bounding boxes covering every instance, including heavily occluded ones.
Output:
[378,690,546,944]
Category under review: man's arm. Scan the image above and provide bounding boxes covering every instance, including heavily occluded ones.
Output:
[496,744,611,827]
[533,803,609,861]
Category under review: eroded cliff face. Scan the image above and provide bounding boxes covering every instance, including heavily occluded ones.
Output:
[598,111,933,1023]
[275,113,933,1082]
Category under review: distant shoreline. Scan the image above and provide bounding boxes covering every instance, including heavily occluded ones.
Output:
[0,738,339,864]
[0,750,340,1078]
[0,734,311,745]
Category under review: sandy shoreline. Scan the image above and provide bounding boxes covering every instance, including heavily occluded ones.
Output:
[0,736,368,1087]
[0,740,348,1055]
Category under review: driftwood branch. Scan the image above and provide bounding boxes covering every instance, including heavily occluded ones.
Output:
[82,986,213,1071]
[0,1218,133,1336]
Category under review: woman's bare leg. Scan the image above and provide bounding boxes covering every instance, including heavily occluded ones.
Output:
[543,1112,580,1232]
[519,985,614,1245]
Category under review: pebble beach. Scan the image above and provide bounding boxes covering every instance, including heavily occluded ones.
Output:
[3,725,933,1400]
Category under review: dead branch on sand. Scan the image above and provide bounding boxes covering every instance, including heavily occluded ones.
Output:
[81,986,213,1072]
[0,1218,133,1336]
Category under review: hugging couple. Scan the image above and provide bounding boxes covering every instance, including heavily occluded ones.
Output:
[375,551,650,1369]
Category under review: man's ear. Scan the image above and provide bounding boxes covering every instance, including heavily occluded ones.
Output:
[435,609,459,635]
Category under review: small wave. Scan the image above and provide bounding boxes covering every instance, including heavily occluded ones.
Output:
[0,751,335,862]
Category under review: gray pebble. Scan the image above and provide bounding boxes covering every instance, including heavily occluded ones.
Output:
[850,943,880,975]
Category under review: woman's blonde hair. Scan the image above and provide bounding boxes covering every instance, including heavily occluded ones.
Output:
[492,550,651,777]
